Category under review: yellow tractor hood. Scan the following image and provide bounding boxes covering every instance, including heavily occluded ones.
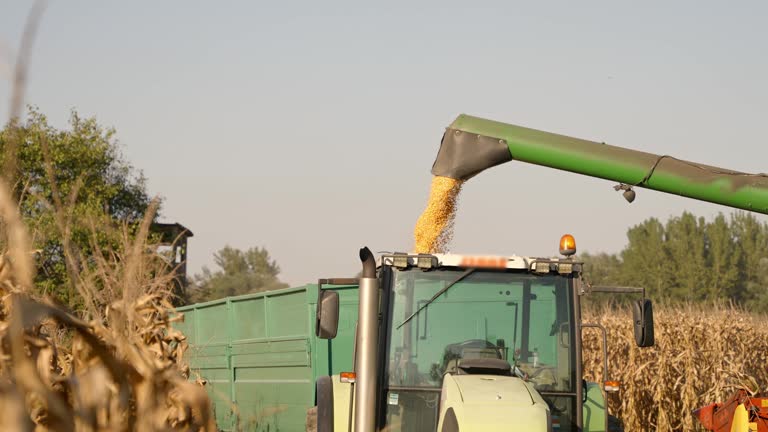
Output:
[439,374,552,431]
[452,375,535,405]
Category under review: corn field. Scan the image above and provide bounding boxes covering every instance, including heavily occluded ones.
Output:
[582,302,768,431]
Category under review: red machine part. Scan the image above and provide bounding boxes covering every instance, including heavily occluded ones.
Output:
[694,390,768,432]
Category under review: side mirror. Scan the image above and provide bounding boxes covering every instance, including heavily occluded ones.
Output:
[632,299,655,347]
[316,290,339,339]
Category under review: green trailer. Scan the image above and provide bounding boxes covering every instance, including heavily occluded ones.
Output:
[174,282,359,431]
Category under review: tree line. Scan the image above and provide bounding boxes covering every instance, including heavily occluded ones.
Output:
[191,211,768,306]
[580,212,768,311]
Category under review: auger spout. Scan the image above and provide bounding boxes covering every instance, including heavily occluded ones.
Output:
[432,114,768,214]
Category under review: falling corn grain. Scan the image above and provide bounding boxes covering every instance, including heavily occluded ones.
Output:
[413,176,465,254]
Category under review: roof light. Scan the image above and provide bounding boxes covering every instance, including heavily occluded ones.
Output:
[340,372,356,383]
[534,261,551,274]
[604,380,621,392]
[559,234,576,257]
[417,255,438,269]
[392,254,409,269]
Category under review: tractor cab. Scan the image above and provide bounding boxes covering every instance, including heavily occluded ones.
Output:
[315,235,654,432]
[378,251,581,431]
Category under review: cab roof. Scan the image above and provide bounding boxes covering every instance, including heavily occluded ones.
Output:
[378,253,576,271]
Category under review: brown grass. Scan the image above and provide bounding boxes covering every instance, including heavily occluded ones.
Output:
[582,302,768,431]
[413,176,464,254]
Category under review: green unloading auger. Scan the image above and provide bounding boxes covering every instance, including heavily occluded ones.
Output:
[432,114,768,214]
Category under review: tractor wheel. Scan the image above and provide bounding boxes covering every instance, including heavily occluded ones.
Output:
[608,415,624,432]
[316,376,334,432]
[441,408,459,432]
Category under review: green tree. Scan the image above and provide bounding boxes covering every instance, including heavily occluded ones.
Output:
[731,212,768,306]
[0,108,154,306]
[618,217,673,300]
[580,251,622,286]
[189,246,288,302]
[580,251,624,307]
[664,212,709,301]
[580,211,768,310]
[705,214,741,300]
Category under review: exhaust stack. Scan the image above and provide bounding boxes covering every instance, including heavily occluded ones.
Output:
[354,247,379,432]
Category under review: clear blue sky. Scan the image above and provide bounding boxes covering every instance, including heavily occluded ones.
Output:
[1,1,766,285]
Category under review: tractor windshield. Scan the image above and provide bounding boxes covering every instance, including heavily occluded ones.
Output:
[382,268,578,431]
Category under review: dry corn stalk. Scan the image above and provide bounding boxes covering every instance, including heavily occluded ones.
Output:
[0,259,215,431]
[0,178,215,430]
[582,303,768,432]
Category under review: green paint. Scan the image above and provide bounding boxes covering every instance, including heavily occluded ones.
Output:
[176,284,358,431]
[450,114,768,214]
[583,382,608,432]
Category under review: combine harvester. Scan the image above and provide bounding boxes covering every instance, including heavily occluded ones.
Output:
[177,114,768,432]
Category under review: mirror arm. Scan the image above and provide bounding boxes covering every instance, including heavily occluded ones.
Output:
[589,285,645,297]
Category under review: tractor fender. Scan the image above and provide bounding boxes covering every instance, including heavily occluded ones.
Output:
[327,375,354,432]
[311,375,355,432]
